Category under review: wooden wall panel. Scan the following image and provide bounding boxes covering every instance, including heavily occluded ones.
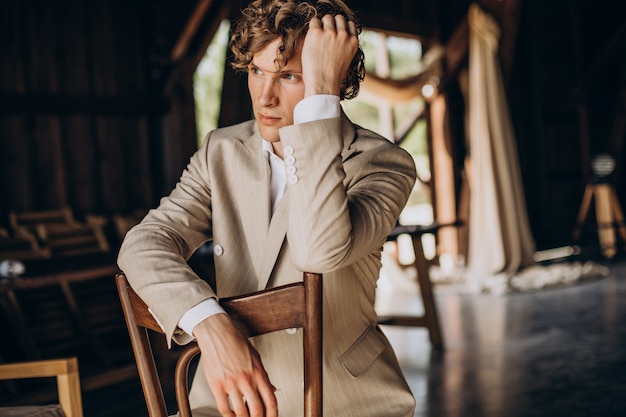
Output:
[113,4,154,210]
[61,0,90,96]
[95,117,127,210]
[89,1,125,211]
[0,0,169,223]
[0,1,27,94]
[24,1,60,93]
[509,0,625,250]
[161,60,199,195]
[0,117,34,212]
[64,116,98,211]
[124,117,154,209]
[24,0,67,209]
[60,0,97,211]
[1,2,30,214]
[31,116,67,208]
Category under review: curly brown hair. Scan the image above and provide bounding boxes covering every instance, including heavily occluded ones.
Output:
[229,0,365,100]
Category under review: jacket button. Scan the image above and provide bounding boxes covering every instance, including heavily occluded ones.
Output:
[285,328,297,334]
[214,244,224,256]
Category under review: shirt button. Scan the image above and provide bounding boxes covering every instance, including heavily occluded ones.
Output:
[286,328,297,334]
[288,174,299,184]
[214,244,224,256]
[286,165,296,175]
[285,155,295,165]
[284,146,294,156]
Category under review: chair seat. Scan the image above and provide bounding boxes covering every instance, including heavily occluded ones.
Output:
[0,405,65,417]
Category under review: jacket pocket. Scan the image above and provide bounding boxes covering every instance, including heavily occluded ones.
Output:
[339,325,387,377]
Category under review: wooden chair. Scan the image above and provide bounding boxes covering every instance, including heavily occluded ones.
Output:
[115,272,323,417]
[0,225,49,260]
[0,357,84,417]
[9,207,110,257]
[378,223,452,350]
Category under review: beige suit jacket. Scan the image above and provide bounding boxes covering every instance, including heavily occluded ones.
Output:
[118,115,417,416]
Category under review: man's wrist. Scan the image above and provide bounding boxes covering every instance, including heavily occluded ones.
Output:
[178,298,226,336]
[294,95,341,124]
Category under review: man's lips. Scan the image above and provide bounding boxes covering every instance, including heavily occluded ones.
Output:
[258,114,280,125]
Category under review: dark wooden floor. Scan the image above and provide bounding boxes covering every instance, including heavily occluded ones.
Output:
[81,257,626,417]
[384,258,626,417]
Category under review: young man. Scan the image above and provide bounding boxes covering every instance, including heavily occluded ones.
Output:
[118,0,417,416]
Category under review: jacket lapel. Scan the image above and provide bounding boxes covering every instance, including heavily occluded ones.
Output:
[235,131,272,281]
[257,193,289,289]
[251,114,357,290]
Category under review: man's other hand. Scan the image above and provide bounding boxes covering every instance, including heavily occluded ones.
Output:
[193,314,278,417]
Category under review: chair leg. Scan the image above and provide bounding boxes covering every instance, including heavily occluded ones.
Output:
[411,235,444,350]
[595,184,617,258]
[378,233,445,351]
[56,358,83,417]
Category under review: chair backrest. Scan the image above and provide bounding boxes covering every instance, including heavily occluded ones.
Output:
[0,357,84,417]
[115,272,323,417]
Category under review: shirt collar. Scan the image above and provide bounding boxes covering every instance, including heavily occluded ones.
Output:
[261,139,274,158]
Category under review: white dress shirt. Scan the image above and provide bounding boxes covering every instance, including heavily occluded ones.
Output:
[178,95,340,336]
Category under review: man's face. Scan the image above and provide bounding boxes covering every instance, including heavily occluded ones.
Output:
[248,37,305,144]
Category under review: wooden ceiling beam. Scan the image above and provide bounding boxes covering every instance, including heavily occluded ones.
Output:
[357,13,436,41]
[170,0,216,63]
[190,1,231,69]
[442,16,468,84]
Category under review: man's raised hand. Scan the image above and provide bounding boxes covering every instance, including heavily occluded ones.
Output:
[301,14,359,98]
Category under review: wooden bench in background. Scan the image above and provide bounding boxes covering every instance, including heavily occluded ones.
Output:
[0,263,137,408]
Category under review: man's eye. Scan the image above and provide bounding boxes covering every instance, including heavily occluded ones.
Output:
[283,74,298,81]
[251,67,262,75]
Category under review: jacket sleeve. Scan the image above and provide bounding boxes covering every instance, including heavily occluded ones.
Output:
[117,133,216,345]
[279,117,417,273]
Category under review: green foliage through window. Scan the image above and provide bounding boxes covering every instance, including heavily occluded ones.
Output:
[193,20,230,147]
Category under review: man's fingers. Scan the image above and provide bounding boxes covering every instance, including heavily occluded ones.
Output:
[347,20,357,36]
[315,14,356,37]
[212,381,274,417]
[309,16,321,29]
[333,14,348,33]
[195,315,277,417]
[229,392,251,417]
[257,380,279,417]
[239,383,265,417]
[319,13,337,30]
[214,389,236,417]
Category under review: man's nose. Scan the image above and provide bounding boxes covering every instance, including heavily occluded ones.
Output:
[258,79,278,107]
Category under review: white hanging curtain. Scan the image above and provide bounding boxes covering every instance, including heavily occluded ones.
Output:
[465,3,537,291]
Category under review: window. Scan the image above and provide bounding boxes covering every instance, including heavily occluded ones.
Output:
[193,20,230,147]
[342,30,432,235]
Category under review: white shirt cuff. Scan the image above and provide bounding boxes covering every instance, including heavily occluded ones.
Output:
[178,298,226,336]
[294,95,341,124]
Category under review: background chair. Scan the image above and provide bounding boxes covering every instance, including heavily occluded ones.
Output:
[115,271,323,417]
[379,223,452,350]
[0,357,83,417]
